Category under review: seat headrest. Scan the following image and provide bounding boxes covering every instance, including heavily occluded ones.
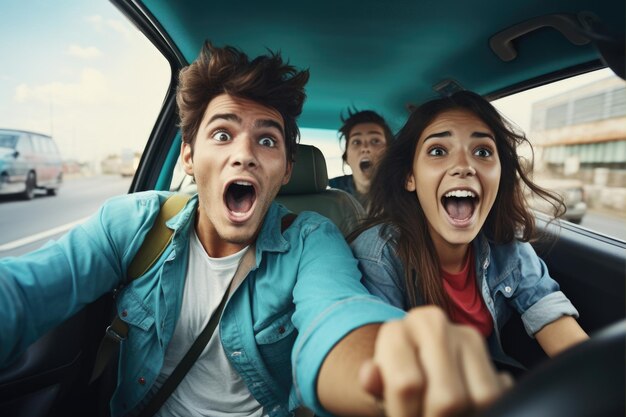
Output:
[279,144,329,195]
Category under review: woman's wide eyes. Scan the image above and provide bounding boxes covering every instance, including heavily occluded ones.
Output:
[474,147,493,157]
[427,146,446,156]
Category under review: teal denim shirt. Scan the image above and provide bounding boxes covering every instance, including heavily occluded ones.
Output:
[350,224,579,366]
[0,191,404,417]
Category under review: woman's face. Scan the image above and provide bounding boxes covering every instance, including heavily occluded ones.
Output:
[405,109,501,253]
[345,122,387,193]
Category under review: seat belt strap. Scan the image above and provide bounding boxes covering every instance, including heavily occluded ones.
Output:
[137,212,297,416]
[136,242,256,417]
[90,193,190,383]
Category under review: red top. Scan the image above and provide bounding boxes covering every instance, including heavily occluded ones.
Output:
[441,247,494,338]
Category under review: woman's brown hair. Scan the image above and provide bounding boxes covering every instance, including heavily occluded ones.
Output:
[349,91,564,311]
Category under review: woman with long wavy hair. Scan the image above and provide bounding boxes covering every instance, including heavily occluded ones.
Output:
[349,91,588,367]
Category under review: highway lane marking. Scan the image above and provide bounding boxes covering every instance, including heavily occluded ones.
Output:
[0,216,91,252]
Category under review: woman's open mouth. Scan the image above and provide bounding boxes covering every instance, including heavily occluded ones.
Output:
[441,189,479,226]
[225,180,257,221]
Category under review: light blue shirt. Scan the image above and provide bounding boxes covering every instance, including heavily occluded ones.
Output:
[350,224,579,366]
[0,191,404,417]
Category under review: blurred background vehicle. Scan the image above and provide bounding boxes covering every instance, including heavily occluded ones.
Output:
[530,178,588,224]
[0,129,63,199]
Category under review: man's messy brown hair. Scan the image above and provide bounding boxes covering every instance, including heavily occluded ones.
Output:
[176,41,310,162]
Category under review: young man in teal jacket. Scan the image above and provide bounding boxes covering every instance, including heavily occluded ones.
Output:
[0,42,506,417]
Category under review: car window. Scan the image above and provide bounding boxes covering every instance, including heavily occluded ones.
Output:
[16,135,32,153]
[493,68,626,241]
[300,128,346,179]
[0,133,18,149]
[0,1,170,257]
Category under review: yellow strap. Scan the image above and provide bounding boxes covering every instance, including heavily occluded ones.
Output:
[90,193,191,383]
[127,193,191,279]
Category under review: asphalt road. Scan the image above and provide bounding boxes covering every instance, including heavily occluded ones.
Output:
[0,175,132,257]
[0,175,624,259]
[580,210,626,241]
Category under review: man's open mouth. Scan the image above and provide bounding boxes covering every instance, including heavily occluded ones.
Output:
[441,189,478,222]
[225,180,256,217]
[359,159,372,172]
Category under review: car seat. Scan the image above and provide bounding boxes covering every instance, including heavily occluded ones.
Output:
[276,144,365,236]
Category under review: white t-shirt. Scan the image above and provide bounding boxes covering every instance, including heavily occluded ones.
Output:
[153,228,265,417]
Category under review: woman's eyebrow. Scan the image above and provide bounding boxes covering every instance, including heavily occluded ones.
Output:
[423,131,451,141]
[471,131,496,141]
[423,131,495,142]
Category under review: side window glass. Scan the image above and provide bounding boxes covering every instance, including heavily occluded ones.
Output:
[44,138,55,154]
[32,136,42,153]
[493,68,626,241]
[0,3,170,258]
[300,128,346,180]
[16,136,33,153]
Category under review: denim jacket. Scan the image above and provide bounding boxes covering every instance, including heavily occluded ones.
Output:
[0,192,404,417]
[350,224,579,366]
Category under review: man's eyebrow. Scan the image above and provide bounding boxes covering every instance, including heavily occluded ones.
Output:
[206,113,242,126]
[254,119,285,136]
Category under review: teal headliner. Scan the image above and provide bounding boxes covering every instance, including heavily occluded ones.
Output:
[139,0,624,131]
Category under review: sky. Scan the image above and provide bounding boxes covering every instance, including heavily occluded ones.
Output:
[0,0,170,163]
[0,1,617,179]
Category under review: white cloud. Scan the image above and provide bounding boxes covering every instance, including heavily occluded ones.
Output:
[85,14,132,39]
[85,14,103,26]
[14,68,110,106]
[106,19,133,38]
[67,44,102,59]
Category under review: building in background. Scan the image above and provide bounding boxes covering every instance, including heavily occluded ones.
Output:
[530,77,626,214]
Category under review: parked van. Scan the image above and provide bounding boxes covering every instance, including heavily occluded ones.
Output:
[0,129,63,199]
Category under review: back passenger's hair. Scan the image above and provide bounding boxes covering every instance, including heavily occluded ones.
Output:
[176,41,310,162]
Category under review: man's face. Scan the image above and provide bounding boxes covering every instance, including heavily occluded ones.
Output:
[345,122,387,193]
[405,109,501,255]
[182,94,292,257]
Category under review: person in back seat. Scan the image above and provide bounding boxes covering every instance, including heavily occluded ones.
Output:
[350,91,588,371]
[329,109,393,208]
[0,45,508,417]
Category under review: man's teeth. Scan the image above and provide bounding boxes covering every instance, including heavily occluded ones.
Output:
[234,180,252,186]
[444,190,475,198]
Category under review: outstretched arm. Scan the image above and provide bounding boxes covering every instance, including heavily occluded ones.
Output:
[318,306,510,417]
[535,316,588,357]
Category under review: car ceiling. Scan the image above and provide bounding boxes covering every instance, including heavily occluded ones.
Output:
[120,0,624,131]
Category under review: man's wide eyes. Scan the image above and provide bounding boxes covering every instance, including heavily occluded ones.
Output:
[212,131,231,142]
[259,137,277,147]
